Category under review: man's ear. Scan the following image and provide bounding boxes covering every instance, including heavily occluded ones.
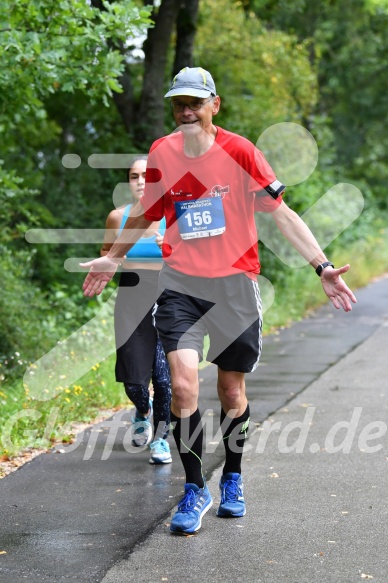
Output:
[212,96,221,115]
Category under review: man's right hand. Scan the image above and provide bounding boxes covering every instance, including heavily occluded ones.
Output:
[80,256,119,297]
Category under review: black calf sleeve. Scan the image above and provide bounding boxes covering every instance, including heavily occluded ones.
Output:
[220,404,250,475]
[171,409,204,487]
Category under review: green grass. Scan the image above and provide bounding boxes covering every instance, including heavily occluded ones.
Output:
[0,354,128,459]
[1,228,387,459]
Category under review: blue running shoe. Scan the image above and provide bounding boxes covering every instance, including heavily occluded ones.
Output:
[149,438,172,464]
[170,482,213,535]
[131,398,153,447]
[217,472,246,517]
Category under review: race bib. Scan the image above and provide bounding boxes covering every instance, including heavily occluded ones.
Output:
[174,197,226,240]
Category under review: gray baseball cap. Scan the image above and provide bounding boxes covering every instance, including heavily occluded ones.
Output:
[164,67,216,98]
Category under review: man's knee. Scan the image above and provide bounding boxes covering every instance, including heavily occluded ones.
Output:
[171,377,198,412]
[218,386,244,409]
[217,370,246,410]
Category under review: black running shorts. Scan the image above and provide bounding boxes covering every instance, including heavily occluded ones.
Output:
[155,265,263,373]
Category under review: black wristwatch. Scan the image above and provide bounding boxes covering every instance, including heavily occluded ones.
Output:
[315,261,334,277]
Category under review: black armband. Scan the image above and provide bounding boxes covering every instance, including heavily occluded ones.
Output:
[261,180,286,200]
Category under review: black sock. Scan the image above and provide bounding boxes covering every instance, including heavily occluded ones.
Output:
[170,409,204,488]
[220,404,250,476]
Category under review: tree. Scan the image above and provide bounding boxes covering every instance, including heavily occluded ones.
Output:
[1,0,202,190]
[240,0,388,208]
[0,0,153,363]
[0,0,153,190]
[90,0,201,146]
[194,0,318,144]
[0,0,203,366]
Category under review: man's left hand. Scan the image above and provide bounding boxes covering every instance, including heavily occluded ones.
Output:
[321,264,357,312]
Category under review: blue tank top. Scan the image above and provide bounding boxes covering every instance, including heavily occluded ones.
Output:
[119,205,166,262]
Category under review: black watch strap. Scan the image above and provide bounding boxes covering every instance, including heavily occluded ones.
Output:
[316,261,334,276]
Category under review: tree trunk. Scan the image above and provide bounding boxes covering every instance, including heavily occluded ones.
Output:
[135,0,182,147]
[112,63,135,136]
[173,0,200,76]
[91,0,200,148]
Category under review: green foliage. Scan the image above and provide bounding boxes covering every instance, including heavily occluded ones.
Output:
[0,244,47,360]
[0,164,44,243]
[0,160,102,373]
[0,0,153,214]
[263,227,388,335]
[1,0,152,117]
[242,0,388,209]
[29,90,137,291]
[0,0,153,374]
[195,0,318,143]
[0,241,104,381]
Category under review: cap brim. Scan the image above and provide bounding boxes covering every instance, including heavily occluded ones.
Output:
[164,88,212,98]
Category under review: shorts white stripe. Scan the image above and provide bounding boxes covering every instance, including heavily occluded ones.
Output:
[250,279,263,373]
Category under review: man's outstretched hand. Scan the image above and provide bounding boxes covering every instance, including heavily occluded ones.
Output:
[80,256,119,297]
[320,264,357,312]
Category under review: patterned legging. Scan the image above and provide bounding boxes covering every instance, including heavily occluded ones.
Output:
[125,338,171,440]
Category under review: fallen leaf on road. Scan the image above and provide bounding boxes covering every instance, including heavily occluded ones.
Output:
[0,551,7,555]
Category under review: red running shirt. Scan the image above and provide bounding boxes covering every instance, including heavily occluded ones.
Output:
[141,126,284,279]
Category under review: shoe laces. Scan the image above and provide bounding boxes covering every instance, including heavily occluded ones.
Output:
[177,489,197,513]
[221,478,240,502]
[150,439,169,453]
[131,417,151,438]
[133,415,151,424]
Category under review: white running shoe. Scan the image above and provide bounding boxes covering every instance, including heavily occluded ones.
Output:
[149,438,172,464]
[131,399,153,447]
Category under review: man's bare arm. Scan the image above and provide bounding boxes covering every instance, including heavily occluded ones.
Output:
[270,202,357,311]
[80,203,153,297]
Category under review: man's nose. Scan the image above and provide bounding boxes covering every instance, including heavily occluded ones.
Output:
[182,104,194,114]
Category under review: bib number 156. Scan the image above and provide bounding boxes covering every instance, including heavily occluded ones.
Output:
[185,210,212,227]
[174,196,226,239]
